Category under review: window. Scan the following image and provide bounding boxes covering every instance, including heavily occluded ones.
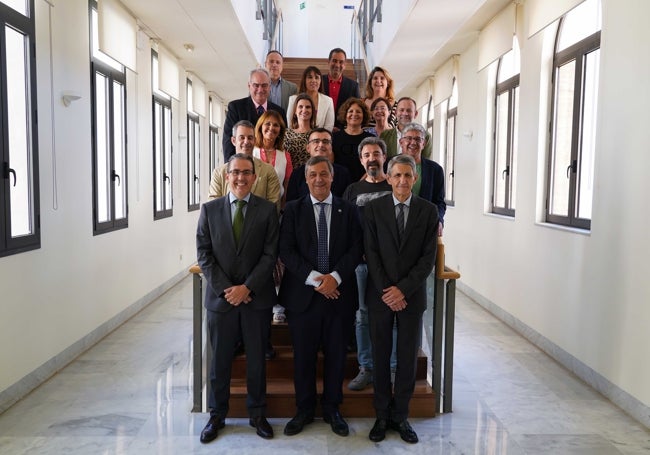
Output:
[90,0,128,234]
[492,39,520,216]
[187,80,200,211]
[546,0,601,229]
[152,51,173,220]
[208,97,220,178]
[444,79,458,206]
[0,0,40,258]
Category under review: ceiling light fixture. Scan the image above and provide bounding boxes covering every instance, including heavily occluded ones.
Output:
[184,43,194,53]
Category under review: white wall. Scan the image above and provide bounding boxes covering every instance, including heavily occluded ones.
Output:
[277,0,358,58]
[0,0,199,398]
[437,0,650,411]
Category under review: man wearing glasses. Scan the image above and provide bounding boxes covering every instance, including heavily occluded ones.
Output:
[222,69,287,161]
[398,123,446,235]
[286,128,352,202]
[197,154,279,442]
[380,97,433,160]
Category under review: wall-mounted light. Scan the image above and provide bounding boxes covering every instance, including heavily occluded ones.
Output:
[61,91,82,107]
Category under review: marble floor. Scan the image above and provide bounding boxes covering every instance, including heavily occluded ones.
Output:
[0,276,648,454]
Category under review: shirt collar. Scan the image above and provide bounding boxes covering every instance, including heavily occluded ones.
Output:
[392,194,412,207]
[310,193,333,205]
[229,192,252,204]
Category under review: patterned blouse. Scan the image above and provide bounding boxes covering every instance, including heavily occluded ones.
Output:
[283,129,311,169]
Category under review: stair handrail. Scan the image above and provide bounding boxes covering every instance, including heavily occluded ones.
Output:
[350,7,371,95]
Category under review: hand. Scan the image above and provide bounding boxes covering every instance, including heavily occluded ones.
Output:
[224,285,252,306]
[437,221,443,237]
[388,298,408,312]
[314,274,340,299]
[381,286,405,307]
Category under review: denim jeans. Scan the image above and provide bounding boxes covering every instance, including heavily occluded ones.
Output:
[355,263,397,370]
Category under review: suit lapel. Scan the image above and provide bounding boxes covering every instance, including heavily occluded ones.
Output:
[329,197,344,254]
[219,197,237,249]
[238,195,258,252]
[382,196,401,249]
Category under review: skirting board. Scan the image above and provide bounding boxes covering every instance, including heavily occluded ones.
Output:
[0,268,189,415]
[457,281,650,430]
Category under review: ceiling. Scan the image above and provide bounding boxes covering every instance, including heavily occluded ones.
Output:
[120,0,513,102]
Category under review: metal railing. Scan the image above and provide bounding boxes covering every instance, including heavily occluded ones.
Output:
[256,0,283,55]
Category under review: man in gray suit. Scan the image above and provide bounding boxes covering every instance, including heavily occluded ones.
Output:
[265,50,297,113]
[196,153,279,442]
[363,154,438,445]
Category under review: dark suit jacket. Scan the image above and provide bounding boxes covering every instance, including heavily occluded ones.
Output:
[322,75,360,128]
[222,97,286,161]
[363,194,438,314]
[285,163,352,202]
[278,194,363,314]
[278,78,298,112]
[419,158,446,224]
[196,194,279,312]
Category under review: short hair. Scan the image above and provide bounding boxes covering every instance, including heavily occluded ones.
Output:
[336,97,371,127]
[290,93,317,130]
[298,66,324,93]
[401,122,426,139]
[249,68,270,82]
[396,96,417,110]
[232,120,255,137]
[227,153,256,174]
[364,67,395,104]
[387,154,417,177]
[358,136,387,157]
[265,50,283,60]
[370,97,391,112]
[254,110,286,150]
[308,127,333,141]
[328,48,347,60]
[305,155,334,176]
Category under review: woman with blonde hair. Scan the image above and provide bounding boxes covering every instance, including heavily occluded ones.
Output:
[253,110,292,207]
[286,66,335,131]
[284,93,316,168]
[363,66,396,127]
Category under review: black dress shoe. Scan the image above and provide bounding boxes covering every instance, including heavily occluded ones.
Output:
[369,418,388,442]
[283,411,314,436]
[323,410,349,437]
[389,419,418,444]
[249,416,274,439]
[200,415,225,443]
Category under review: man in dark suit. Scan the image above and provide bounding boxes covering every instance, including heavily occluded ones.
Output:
[398,122,446,235]
[279,156,363,437]
[265,50,297,113]
[364,154,439,444]
[222,69,286,161]
[286,128,351,202]
[196,154,279,442]
[322,48,360,130]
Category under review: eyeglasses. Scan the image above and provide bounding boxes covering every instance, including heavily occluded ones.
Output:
[401,136,424,144]
[308,138,332,145]
[373,106,388,112]
[250,83,269,89]
[228,169,254,176]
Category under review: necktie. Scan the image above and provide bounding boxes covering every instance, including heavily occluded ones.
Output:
[316,202,328,273]
[256,105,265,116]
[397,203,405,242]
[233,199,246,246]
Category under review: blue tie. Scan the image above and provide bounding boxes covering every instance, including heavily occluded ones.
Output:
[256,105,265,116]
[316,202,328,273]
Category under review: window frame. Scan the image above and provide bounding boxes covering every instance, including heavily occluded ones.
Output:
[444,80,458,207]
[546,21,601,230]
[0,0,40,258]
[89,0,128,235]
[152,50,173,220]
[491,61,520,217]
[187,111,200,212]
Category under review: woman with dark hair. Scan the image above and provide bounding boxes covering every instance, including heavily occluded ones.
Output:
[365,97,393,137]
[286,66,335,131]
[253,110,292,207]
[284,93,316,168]
[332,97,374,182]
[363,66,397,128]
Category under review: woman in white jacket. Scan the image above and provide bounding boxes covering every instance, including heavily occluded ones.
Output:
[286,66,335,132]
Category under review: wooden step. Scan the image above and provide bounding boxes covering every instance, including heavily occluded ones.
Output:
[231,346,429,381]
[226,378,435,418]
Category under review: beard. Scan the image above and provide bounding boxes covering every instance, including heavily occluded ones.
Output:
[366,160,381,177]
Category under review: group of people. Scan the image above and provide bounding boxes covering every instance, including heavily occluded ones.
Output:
[198,47,447,445]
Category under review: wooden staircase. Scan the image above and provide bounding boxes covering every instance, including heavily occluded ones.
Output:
[226,321,436,417]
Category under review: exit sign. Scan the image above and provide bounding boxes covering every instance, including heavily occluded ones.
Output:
[300,2,305,9]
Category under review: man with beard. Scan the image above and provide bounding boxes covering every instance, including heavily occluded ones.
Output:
[380,97,432,160]
[342,137,396,391]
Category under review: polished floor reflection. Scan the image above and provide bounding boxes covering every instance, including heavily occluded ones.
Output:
[0,276,648,454]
